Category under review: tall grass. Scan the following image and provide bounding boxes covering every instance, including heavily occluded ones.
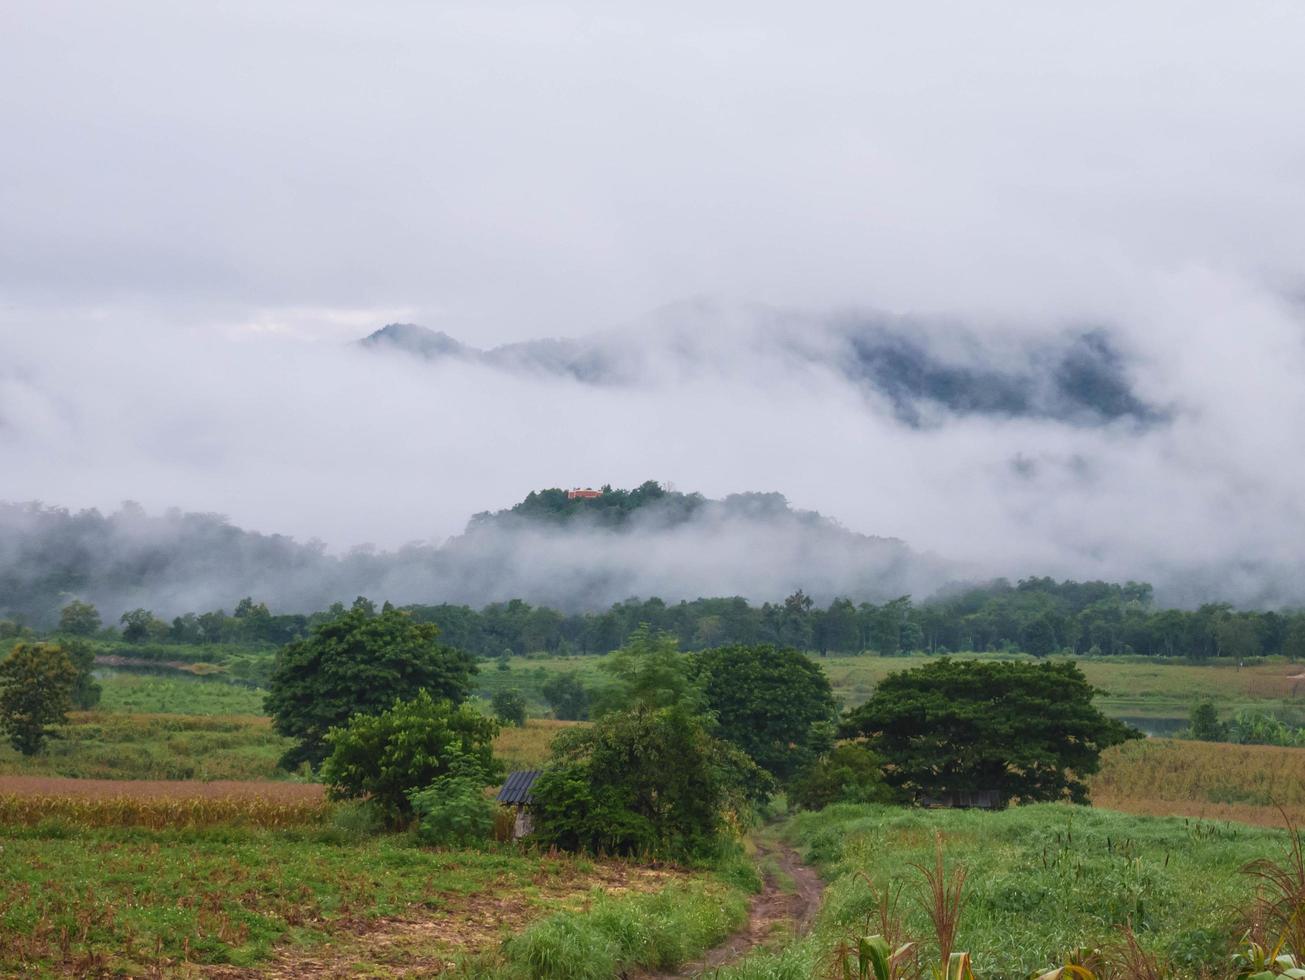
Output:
[716,804,1292,978]
[0,711,290,780]
[483,881,748,979]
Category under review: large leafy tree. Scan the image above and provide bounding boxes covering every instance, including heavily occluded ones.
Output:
[58,600,102,636]
[0,642,79,755]
[839,658,1140,805]
[689,644,836,782]
[320,690,501,824]
[265,604,476,769]
[531,703,773,858]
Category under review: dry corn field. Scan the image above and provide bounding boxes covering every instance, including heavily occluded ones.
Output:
[0,776,329,829]
[492,718,581,768]
[1089,737,1305,828]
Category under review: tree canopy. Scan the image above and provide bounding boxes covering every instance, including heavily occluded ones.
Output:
[265,603,476,769]
[590,625,700,717]
[0,641,79,755]
[688,644,835,782]
[839,658,1140,805]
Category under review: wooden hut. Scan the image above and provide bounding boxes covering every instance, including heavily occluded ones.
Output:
[496,770,541,839]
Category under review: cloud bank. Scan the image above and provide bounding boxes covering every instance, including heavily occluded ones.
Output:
[1,2,1304,610]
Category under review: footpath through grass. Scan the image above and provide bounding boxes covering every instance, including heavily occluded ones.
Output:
[711,803,1291,980]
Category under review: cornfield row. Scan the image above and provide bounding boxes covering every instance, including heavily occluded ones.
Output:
[0,792,331,829]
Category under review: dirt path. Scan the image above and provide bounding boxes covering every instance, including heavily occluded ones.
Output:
[638,834,824,978]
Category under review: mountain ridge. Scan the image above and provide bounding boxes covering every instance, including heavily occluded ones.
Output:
[359,309,1166,428]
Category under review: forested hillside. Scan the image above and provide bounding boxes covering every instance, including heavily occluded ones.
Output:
[0,485,935,626]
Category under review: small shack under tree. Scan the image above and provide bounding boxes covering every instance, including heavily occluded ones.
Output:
[496,770,540,839]
[918,789,1002,810]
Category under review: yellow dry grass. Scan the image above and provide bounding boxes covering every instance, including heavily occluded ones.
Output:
[0,776,329,828]
[1089,737,1305,828]
[493,718,582,769]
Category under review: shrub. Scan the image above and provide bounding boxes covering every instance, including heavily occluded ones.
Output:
[320,690,502,824]
[1189,700,1226,741]
[409,761,497,847]
[531,704,773,859]
[788,744,898,811]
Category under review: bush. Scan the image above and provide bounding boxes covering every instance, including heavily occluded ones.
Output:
[788,744,898,811]
[320,690,502,825]
[531,704,774,859]
[409,762,497,847]
[492,689,528,727]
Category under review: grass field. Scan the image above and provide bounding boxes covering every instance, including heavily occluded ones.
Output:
[96,673,269,716]
[5,665,1305,976]
[714,803,1294,979]
[0,819,711,976]
[491,651,1305,734]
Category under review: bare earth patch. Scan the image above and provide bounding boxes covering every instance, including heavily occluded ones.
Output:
[205,860,689,978]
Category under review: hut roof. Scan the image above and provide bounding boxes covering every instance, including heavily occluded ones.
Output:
[496,769,541,805]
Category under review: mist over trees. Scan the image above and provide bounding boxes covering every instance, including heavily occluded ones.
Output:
[0,486,944,627]
[5,486,1305,653]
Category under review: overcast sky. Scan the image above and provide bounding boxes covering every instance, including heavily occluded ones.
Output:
[2,2,1305,599]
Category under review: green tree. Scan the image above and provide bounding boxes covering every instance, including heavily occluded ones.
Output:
[1189,700,1225,742]
[1021,615,1058,657]
[119,608,166,643]
[0,642,79,755]
[689,644,836,782]
[591,625,698,717]
[839,658,1140,805]
[491,689,527,727]
[320,690,501,824]
[788,744,898,811]
[61,638,102,709]
[265,604,477,769]
[531,703,773,859]
[542,673,590,720]
[1216,615,1261,660]
[1282,615,1305,663]
[58,600,102,636]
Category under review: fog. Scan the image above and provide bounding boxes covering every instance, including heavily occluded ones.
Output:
[2,2,1304,612]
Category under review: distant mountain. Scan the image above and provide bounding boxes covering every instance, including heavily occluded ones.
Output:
[360,305,1166,428]
[0,484,953,626]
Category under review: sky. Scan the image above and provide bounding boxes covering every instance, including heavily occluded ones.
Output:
[2,2,1305,603]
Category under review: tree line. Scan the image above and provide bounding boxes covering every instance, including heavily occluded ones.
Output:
[36,575,1305,660]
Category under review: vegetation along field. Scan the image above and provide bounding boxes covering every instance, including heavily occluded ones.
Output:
[2,588,1305,977]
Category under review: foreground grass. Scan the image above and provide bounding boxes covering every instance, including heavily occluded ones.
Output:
[0,819,719,977]
[714,803,1287,980]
